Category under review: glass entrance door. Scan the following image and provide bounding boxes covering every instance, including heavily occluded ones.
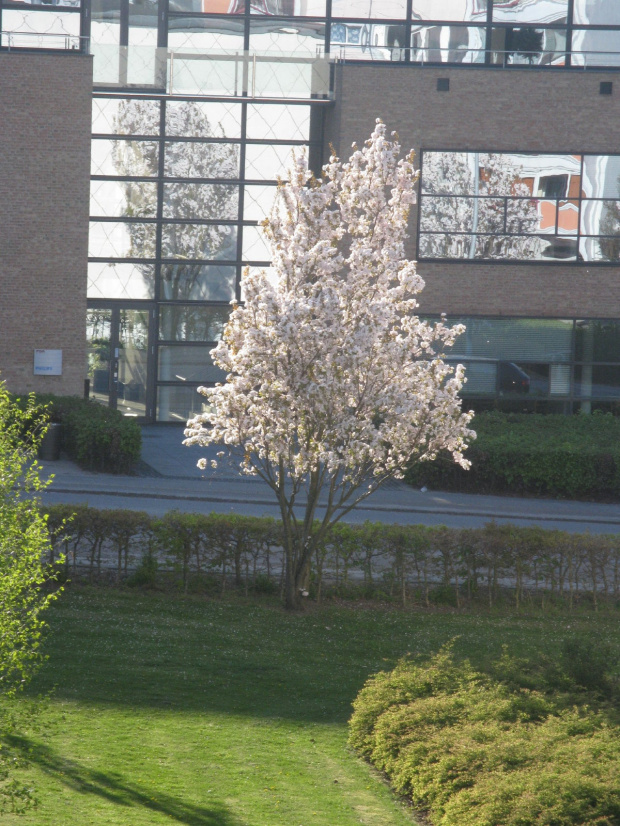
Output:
[87,306,153,419]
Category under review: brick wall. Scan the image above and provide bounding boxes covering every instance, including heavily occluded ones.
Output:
[0,51,92,396]
[324,64,620,319]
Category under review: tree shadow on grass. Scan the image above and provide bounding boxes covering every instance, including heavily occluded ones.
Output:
[5,735,246,826]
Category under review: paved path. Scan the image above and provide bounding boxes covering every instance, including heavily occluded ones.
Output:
[39,426,620,534]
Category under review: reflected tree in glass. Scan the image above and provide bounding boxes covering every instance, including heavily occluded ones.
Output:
[112,99,240,311]
[599,179,620,261]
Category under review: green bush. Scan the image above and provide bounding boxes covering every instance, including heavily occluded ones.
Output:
[349,645,620,826]
[20,394,141,473]
[406,410,620,500]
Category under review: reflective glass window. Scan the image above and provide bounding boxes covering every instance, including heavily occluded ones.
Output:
[251,53,328,97]
[447,317,574,363]
[249,21,325,57]
[582,155,620,199]
[158,346,227,381]
[168,0,244,11]
[167,16,244,49]
[164,141,240,179]
[89,221,157,258]
[163,183,239,220]
[410,1,487,22]
[246,103,311,141]
[421,151,476,195]
[160,264,236,300]
[575,320,620,362]
[580,199,620,237]
[242,225,271,260]
[575,365,620,399]
[331,0,406,19]
[1,9,80,48]
[165,100,242,138]
[243,184,278,220]
[159,305,229,341]
[161,223,237,259]
[331,22,407,60]
[91,180,158,218]
[250,0,326,15]
[245,143,300,179]
[490,26,567,66]
[410,25,486,64]
[573,1,620,26]
[91,139,159,177]
[491,0,568,24]
[87,262,155,299]
[156,384,211,423]
[579,236,620,262]
[572,29,620,67]
[92,97,161,135]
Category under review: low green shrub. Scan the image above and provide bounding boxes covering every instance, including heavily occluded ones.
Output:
[349,645,620,826]
[20,394,141,473]
[406,410,620,500]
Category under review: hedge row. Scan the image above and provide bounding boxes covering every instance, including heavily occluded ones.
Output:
[21,394,141,473]
[406,410,620,500]
[349,645,620,826]
[45,505,620,608]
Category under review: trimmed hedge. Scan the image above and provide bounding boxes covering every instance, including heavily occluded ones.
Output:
[406,411,620,500]
[24,394,141,473]
[349,646,620,826]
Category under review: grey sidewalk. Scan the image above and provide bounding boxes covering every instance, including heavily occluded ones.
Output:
[38,425,620,534]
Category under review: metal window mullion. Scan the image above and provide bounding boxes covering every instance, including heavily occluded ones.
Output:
[236,100,248,303]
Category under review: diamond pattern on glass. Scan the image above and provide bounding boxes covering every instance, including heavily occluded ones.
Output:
[90,180,158,218]
[246,103,311,141]
[241,226,270,261]
[161,223,237,260]
[91,139,159,177]
[89,221,157,258]
[163,183,239,220]
[164,141,240,179]
[165,100,242,139]
[88,262,155,299]
[245,144,301,180]
[243,185,278,221]
[92,98,161,135]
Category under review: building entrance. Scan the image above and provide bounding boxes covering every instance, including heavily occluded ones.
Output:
[86,306,154,420]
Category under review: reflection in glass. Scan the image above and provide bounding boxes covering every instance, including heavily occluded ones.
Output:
[582,155,620,199]
[87,310,112,407]
[167,17,245,50]
[447,317,573,363]
[491,0,568,24]
[91,180,158,218]
[242,225,270,260]
[490,26,567,66]
[331,0,406,19]
[575,365,620,399]
[168,0,244,11]
[158,346,226,382]
[245,144,300,180]
[1,9,81,48]
[166,100,241,138]
[117,309,150,417]
[163,183,239,220]
[159,305,230,341]
[92,97,160,135]
[249,20,325,57]
[161,223,237,260]
[160,264,236,301]
[576,320,620,362]
[580,236,620,262]
[580,199,620,237]
[250,0,326,14]
[243,184,278,221]
[573,1,620,26]
[246,103,310,141]
[89,221,157,258]
[410,25,486,63]
[91,138,159,176]
[164,140,240,179]
[156,384,211,422]
[88,262,155,299]
[331,22,407,61]
[411,0,487,22]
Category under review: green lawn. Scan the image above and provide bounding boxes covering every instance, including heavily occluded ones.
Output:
[3,588,619,825]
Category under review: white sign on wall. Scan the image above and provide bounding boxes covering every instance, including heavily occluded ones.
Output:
[33,349,63,376]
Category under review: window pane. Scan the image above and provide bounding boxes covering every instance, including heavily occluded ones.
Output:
[331,22,408,60]
[421,151,475,195]
[448,318,574,363]
[579,236,620,262]
[490,27,567,66]
[163,183,239,220]
[156,385,211,423]
[420,196,476,233]
[582,155,620,199]
[161,264,236,301]
[243,184,278,221]
[331,0,406,19]
[575,320,620,362]
[91,139,159,177]
[93,97,161,135]
[159,306,230,341]
[89,221,157,258]
[161,224,237,259]
[245,144,299,179]
[164,141,240,178]
[242,225,270,260]
[246,103,311,141]
[91,180,158,218]
[250,0,326,15]
[575,366,620,399]
[580,199,620,237]
[158,346,227,382]
[491,0,568,24]
[1,8,81,48]
[410,25,486,64]
[249,20,325,57]
[165,100,242,138]
[411,1,487,22]
[573,1,620,25]
[88,262,155,299]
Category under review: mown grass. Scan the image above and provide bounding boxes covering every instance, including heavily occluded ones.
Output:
[2,588,620,825]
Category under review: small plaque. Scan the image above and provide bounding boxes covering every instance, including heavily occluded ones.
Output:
[34,349,63,376]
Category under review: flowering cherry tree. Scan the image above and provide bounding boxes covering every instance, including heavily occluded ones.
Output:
[184,121,475,610]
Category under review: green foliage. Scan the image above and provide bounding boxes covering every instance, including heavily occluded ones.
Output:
[349,645,620,826]
[406,410,620,499]
[126,551,158,589]
[0,383,63,812]
[18,394,141,474]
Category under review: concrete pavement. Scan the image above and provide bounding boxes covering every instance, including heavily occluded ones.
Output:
[38,425,620,534]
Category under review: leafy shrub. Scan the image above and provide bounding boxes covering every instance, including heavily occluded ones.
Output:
[561,636,618,693]
[19,394,141,473]
[127,551,158,588]
[349,646,620,826]
[406,410,620,500]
